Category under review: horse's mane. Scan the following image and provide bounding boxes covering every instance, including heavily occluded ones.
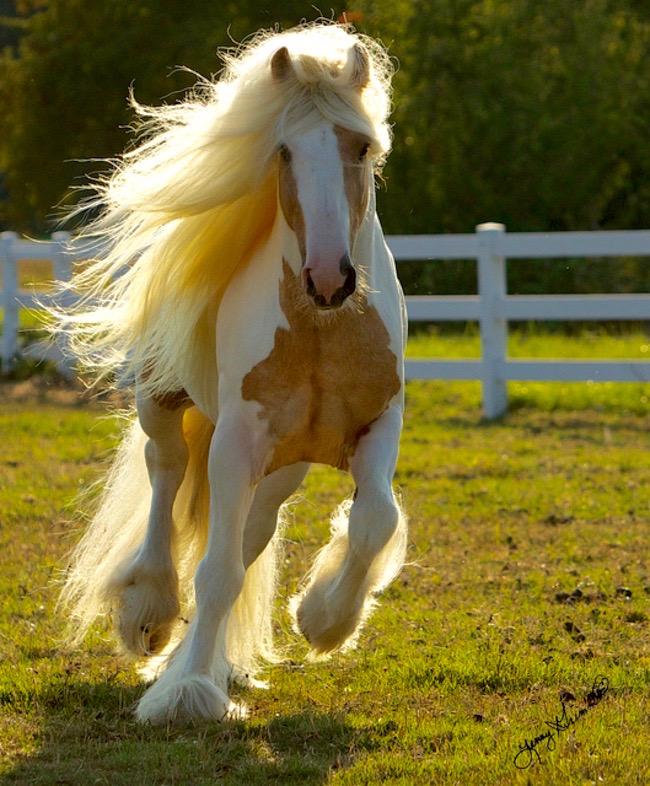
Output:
[56,23,393,400]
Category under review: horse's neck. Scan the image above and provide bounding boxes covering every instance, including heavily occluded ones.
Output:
[351,191,391,296]
[351,190,408,360]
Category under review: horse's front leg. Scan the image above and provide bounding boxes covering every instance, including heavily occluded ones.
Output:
[106,390,189,656]
[295,405,407,655]
[136,409,258,724]
[242,462,310,569]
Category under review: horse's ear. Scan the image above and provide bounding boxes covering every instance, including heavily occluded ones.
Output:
[271,46,292,81]
[350,43,370,91]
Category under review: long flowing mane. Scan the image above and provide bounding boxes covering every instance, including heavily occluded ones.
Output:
[56,23,394,401]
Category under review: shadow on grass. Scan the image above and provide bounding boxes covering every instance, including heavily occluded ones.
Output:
[0,367,131,410]
[3,677,368,785]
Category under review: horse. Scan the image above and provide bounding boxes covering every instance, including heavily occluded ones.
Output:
[56,23,408,725]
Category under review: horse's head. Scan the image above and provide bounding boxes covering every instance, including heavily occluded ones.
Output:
[273,44,374,310]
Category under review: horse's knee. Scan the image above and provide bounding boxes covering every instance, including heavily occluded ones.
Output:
[144,436,188,484]
[138,393,190,482]
[194,558,245,612]
[348,488,399,562]
[292,488,405,655]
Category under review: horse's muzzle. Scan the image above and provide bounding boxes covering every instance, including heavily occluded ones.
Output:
[302,254,357,309]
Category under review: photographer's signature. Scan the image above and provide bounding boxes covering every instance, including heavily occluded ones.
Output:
[514,676,609,769]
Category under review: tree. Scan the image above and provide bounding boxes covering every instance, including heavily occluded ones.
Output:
[1,0,649,300]
[353,0,650,235]
[0,0,334,231]
[349,0,650,295]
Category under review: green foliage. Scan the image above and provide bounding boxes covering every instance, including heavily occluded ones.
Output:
[0,0,341,230]
[354,0,650,235]
[353,0,650,297]
[1,1,649,298]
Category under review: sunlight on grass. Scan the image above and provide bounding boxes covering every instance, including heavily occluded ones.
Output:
[406,324,650,360]
[405,326,650,414]
[0,343,648,784]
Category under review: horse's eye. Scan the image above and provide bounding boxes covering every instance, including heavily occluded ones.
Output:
[279,144,292,163]
[358,142,370,161]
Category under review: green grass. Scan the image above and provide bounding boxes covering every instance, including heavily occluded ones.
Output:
[0,334,649,784]
[407,325,650,414]
[406,323,650,360]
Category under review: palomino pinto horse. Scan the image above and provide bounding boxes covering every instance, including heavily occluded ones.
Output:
[58,24,407,724]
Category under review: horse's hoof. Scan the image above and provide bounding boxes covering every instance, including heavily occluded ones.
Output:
[135,674,245,725]
[115,582,180,657]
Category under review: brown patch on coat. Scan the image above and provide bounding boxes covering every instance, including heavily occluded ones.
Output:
[151,388,191,411]
[139,365,192,411]
[241,261,400,474]
[334,126,372,236]
[278,148,306,261]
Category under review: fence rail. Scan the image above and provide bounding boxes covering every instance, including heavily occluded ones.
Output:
[1,223,649,418]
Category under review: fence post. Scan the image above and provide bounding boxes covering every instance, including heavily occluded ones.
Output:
[476,222,508,418]
[52,231,72,283]
[1,231,20,372]
[49,230,77,378]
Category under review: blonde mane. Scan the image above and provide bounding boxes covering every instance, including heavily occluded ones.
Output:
[57,23,394,400]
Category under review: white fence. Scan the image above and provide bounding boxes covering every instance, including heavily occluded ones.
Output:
[1,223,649,417]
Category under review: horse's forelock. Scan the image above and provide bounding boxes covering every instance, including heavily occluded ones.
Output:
[221,25,392,161]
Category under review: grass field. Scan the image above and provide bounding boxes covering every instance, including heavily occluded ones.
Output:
[0,330,648,784]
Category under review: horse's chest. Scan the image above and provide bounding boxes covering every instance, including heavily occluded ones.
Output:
[241,270,400,473]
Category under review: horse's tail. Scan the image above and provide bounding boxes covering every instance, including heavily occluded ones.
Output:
[60,406,281,682]
[59,414,153,646]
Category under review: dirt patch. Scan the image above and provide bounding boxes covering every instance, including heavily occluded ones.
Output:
[0,373,132,409]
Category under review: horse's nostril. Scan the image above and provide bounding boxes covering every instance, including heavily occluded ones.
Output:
[339,254,356,298]
[343,265,356,296]
[304,270,317,299]
[330,269,356,308]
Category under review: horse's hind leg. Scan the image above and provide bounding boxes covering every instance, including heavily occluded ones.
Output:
[295,405,407,655]
[106,389,190,656]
